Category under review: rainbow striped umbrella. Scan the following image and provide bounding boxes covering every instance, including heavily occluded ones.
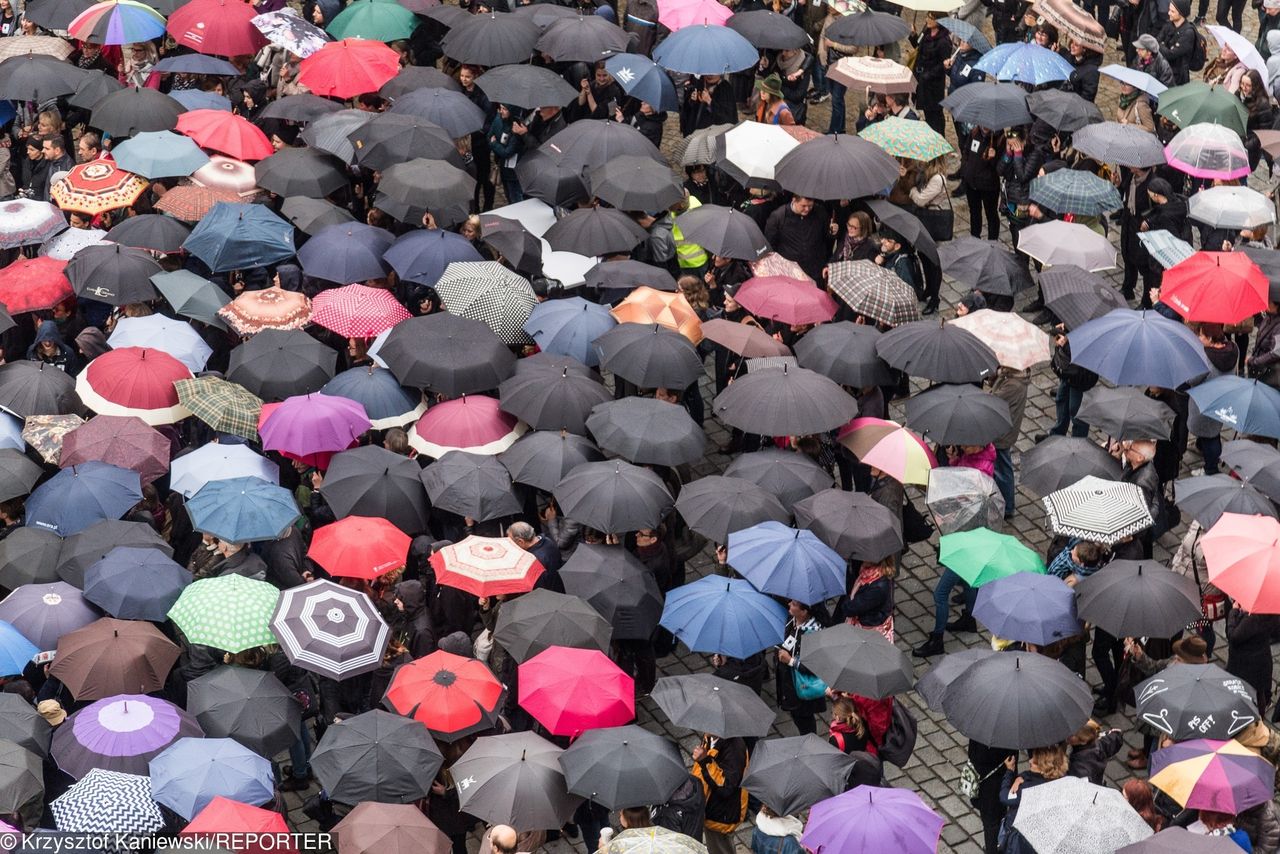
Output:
[68,0,166,45]
[1149,739,1274,814]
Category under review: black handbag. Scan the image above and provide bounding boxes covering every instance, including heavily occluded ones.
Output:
[913,191,954,242]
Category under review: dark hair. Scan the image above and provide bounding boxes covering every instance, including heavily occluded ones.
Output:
[620,807,652,828]
[1075,541,1108,567]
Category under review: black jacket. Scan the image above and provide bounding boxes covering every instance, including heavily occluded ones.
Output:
[1158,18,1196,84]
[909,25,951,103]
[1064,49,1102,102]
[679,79,738,136]
[764,202,829,282]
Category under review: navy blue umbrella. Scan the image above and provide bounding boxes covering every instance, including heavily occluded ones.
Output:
[24,462,142,537]
[186,476,302,543]
[603,54,678,112]
[659,575,786,659]
[1068,308,1212,389]
[322,365,425,429]
[523,298,616,367]
[82,546,193,622]
[1188,375,1280,439]
[297,222,395,285]
[973,573,1082,646]
[726,520,846,605]
[383,228,484,287]
[652,23,758,75]
[182,203,296,273]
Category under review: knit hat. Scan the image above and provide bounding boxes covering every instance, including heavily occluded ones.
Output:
[1171,0,1191,16]
[438,631,473,657]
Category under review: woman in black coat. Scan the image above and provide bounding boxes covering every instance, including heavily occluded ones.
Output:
[1227,606,1280,714]
[775,600,827,736]
[959,126,1002,241]
[909,13,952,135]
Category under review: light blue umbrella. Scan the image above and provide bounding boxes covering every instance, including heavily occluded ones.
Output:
[938,16,991,52]
[1069,308,1212,389]
[183,203,296,273]
[523,297,617,367]
[727,520,846,605]
[0,412,23,452]
[1139,229,1196,270]
[107,315,213,373]
[111,131,210,179]
[383,228,484,287]
[169,89,233,112]
[975,42,1074,85]
[1099,63,1168,96]
[150,269,232,329]
[973,572,1081,646]
[1188,375,1280,439]
[0,619,38,676]
[603,53,679,112]
[24,461,142,537]
[322,366,424,429]
[659,575,787,658]
[186,476,301,543]
[653,23,758,75]
[170,444,279,499]
[149,737,274,820]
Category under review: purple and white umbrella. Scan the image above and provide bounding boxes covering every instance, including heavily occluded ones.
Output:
[0,582,100,652]
[51,694,202,779]
[270,579,389,680]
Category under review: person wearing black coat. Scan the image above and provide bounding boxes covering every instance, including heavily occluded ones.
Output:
[1063,42,1103,102]
[775,601,827,736]
[909,14,952,134]
[970,740,1017,854]
[764,195,830,283]
[679,74,738,136]
[1227,606,1280,713]
[392,580,438,659]
[1157,0,1196,85]
[960,127,1002,240]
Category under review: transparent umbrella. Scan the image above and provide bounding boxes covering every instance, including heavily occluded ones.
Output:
[926,466,1004,534]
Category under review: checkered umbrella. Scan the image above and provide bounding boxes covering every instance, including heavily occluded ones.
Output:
[826,260,920,327]
[433,261,536,346]
[1043,475,1154,545]
[154,185,243,222]
[51,769,164,834]
[173,376,263,441]
[167,575,280,653]
[1138,229,1196,270]
[1029,169,1121,216]
[858,116,953,162]
[270,579,389,680]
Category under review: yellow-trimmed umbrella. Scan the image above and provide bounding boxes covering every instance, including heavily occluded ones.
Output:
[51,161,148,216]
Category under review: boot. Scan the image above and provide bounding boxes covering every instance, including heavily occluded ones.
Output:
[913,632,945,658]
[946,615,978,633]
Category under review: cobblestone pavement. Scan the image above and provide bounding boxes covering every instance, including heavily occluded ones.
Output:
[282,16,1264,850]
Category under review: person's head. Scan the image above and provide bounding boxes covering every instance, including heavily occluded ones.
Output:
[25,139,40,161]
[787,599,813,621]
[1133,33,1159,60]
[1198,810,1236,831]
[76,131,100,163]
[1034,22,1057,47]
[790,195,814,217]
[537,105,560,122]
[755,73,785,104]
[1123,780,1164,831]
[869,554,896,579]
[40,134,65,163]
[0,0,11,13]
[847,210,872,240]
[654,386,680,405]
[68,211,91,229]
[1241,69,1265,100]
[1146,177,1172,206]
[461,214,481,241]
[0,497,21,525]
[507,521,537,548]
[1221,44,1237,64]
[1069,719,1102,746]
[489,825,518,854]
[880,232,902,254]
[593,61,612,88]
[925,10,940,28]
[1027,744,1068,780]
[1073,541,1108,568]
[830,696,866,735]
[1122,438,1157,467]
[1068,38,1086,57]
[678,273,710,310]
[619,807,652,829]
[1173,635,1209,663]
[1169,0,1188,22]
[703,73,722,86]
[634,527,660,549]
[383,427,409,454]
[458,64,481,89]
[37,109,62,136]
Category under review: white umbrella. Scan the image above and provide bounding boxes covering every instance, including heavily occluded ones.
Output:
[107,315,213,374]
[1188,185,1276,231]
[1017,221,1117,271]
[39,228,107,261]
[169,443,280,499]
[1012,776,1153,854]
[1206,24,1268,80]
[715,120,801,188]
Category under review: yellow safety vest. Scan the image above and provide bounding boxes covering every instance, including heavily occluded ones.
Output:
[672,194,708,269]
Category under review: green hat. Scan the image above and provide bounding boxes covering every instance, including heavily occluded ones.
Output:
[754,73,784,99]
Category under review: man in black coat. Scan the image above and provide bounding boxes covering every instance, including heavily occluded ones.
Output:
[764,195,829,283]
[1158,0,1196,85]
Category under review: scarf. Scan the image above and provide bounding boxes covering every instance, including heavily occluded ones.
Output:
[777,49,804,77]
[837,233,868,260]
[755,811,804,840]
[1118,91,1140,111]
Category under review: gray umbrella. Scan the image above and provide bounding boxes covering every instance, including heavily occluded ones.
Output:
[260,93,346,123]
[559,544,664,642]
[1222,439,1280,502]
[440,11,540,66]
[299,109,370,164]
[379,158,475,213]
[0,694,51,756]
[499,431,605,492]
[825,9,911,45]
[545,207,648,257]
[741,735,857,815]
[1118,827,1245,854]
[794,489,902,562]
[726,8,809,48]
[56,520,173,588]
[583,260,678,293]
[799,624,913,699]
[421,451,523,523]
[381,67,462,100]
[1021,435,1123,496]
[595,323,703,390]
[1027,89,1103,131]
[387,88,487,137]
[1076,386,1175,439]
[499,369,612,436]
[558,725,687,809]
[905,383,1012,446]
[0,527,62,589]
[323,445,430,535]
[875,320,999,384]
[915,648,998,712]
[281,196,357,235]
[589,155,685,213]
[379,313,516,397]
[254,147,349,199]
[0,582,100,652]
[493,589,612,663]
[865,199,940,266]
[675,475,789,544]
[541,118,665,174]
[942,652,1093,749]
[452,731,583,830]
[1040,264,1128,330]
[1075,559,1202,639]
[1174,474,1278,528]
[313,710,443,806]
[0,448,41,504]
[713,366,859,437]
[673,205,770,262]
[793,321,894,388]
[1071,121,1167,168]
[586,397,706,467]
[515,149,590,209]
[553,459,674,534]
[651,673,775,738]
[723,449,834,508]
[474,64,576,111]
[186,665,301,759]
[936,237,1034,296]
[1133,663,1259,742]
[774,135,900,202]
[0,739,43,828]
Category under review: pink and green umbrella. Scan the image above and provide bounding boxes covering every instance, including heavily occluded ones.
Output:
[1149,738,1274,815]
[68,0,167,45]
[839,417,937,486]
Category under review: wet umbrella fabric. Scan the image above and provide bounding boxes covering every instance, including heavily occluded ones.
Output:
[1134,664,1260,741]
[322,445,430,534]
[24,462,141,537]
[723,449,833,508]
[186,665,301,758]
[421,451,522,522]
[650,673,775,738]
[558,725,687,809]
[675,475,789,544]
[559,544,664,642]
[553,459,674,534]
[594,323,704,390]
[499,431,605,492]
[793,488,902,562]
[148,737,275,819]
[493,589,611,663]
[713,366,859,437]
[312,710,443,805]
[942,652,1093,748]
[586,397,706,466]
[1075,386,1176,440]
[796,623,913,699]
[972,573,1081,646]
[742,735,857,816]
[452,732,582,829]
[659,575,786,658]
[0,582,99,652]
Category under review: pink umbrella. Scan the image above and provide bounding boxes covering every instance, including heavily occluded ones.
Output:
[518,646,634,737]
[1165,123,1251,181]
[259,393,370,465]
[839,417,937,486]
[657,0,731,30]
[408,395,525,458]
[311,284,411,339]
[735,276,838,326]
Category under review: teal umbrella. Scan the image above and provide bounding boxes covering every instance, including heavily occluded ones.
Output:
[111,130,209,179]
[182,202,295,273]
[327,0,418,41]
[150,269,231,330]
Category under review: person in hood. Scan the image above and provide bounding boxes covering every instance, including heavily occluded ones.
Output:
[211,539,268,581]
[73,327,108,362]
[393,579,437,658]
[26,320,82,374]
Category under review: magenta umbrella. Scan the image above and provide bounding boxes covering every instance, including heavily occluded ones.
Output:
[802,786,944,854]
[408,395,525,459]
[258,392,371,460]
[734,276,838,326]
[51,694,203,779]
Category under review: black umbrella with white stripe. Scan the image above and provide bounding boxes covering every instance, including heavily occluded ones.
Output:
[50,769,163,834]
[270,580,390,681]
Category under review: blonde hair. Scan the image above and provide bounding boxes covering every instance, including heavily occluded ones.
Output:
[868,554,897,580]
[830,697,867,738]
[1029,744,1069,780]
[1070,719,1102,746]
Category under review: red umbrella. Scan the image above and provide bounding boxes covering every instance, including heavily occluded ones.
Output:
[518,646,634,737]
[407,395,524,458]
[167,0,267,57]
[1161,251,1268,325]
[176,109,274,161]
[383,650,505,741]
[74,348,193,426]
[183,797,293,854]
[308,516,410,580]
[298,38,400,99]
[429,535,543,597]
[0,257,72,313]
[59,414,171,486]
[735,275,839,326]
[1200,512,1280,613]
[311,284,411,339]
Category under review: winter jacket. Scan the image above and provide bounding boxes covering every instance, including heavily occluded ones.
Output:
[999,770,1055,854]
[1050,340,1097,390]
[692,735,749,834]
[1137,50,1176,87]
[653,774,706,841]
[948,47,986,92]
[776,615,824,714]
[1065,49,1103,102]
[26,320,81,374]
[1269,33,1280,97]
[959,127,1001,193]
[1069,729,1124,784]
[1159,18,1197,85]
[1226,608,1280,710]
[910,25,951,104]
[393,580,437,658]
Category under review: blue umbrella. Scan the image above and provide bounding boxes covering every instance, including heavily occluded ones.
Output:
[170,444,279,499]
[111,131,210,179]
[1138,229,1195,270]
[603,53,679,112]
[0,620,36,676]
[182,203,296,274]
[974,42,1074,85]
[937,16,991,52]
[383,228,484,287]
[973,572,1081,645]
[0,411,22,452]
[82,547,193,622]
[523,297,617,367]
[0,581,99,652]
[1189,375,1280,439]
[149,737,275,820]
[322,366,424,429]
[154,54,240,76]
[24,462,142,537]
[1068,308,1212,389]
[169,89,234,112]
[1099,63,1168,97]
[659,575,786,658]
[653,23,758,75]
[297,222,395,285]
[727,520,846,605]
[186,476,302,543]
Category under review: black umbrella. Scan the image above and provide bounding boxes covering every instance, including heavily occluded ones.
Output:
[1075,386,1174,439]
[1222,440,1280,502]
[793,321,893,387]
[478,214,542,274]
[589,155,684,213]
[937,236,1034,296]
[651,673,775,738]
[824,9,910,45]
[313,710,444,805]
[940,81,1032,128]
[1020,435,1122,496]
[594,322,703,390]
[90,86,184,136]
[741,735,857,815]
[542,119,665,173]
[69,69,123,110]
[493,589,612,663]
[56,519,172,588]
[553,459,674,534]
[380,66,462,99]
[499,430,605,492]
[378,158,475,212]
[515,149,590,208]
[713,366,860,437]
[227,329,337,401]
[676,475,789,543]
[726,9,809,48]
[1075,559,1202,639]
[421,450,522,522]
[865,199,939,266]
[1239,246,1280,301]
[1133,663,1259,741]
[323,445,430,534]
[545,207,648,257]
[387,87,487,137]
[723,448,834,507]
[774,134,900,202]
[0,694,50,756]
[535,14,629,62]
[349,115,463,172]
[1174,474,1278,528]
[1040,264,1128,330]
[558,725,686,809]
[379,313,516,396]
[0,55,84,102]
[259,93,344,123]
[452,732,582,830]
[794,488,902,562]
[674,204,770,262]
[512,1,580,27]
[583,259,677,293]
[24,0,92,29]
[104,214,191,254]
[499,367,612,435]
[0,361,78,418]
[874,319,999,383]
[0,448,42,504]
[942,652,1093,749]
[0,739,41,825]
[254,147,349,199]
[293,110,369,160]
[1027,88,1104,132]
[558,544,664,641]
[440,11,540,66]
[282,196,357,235]
[65,244,161,306]
[186,665,301,759]
[374,194,469,230]
[799,624,913,699]
[585,397,706,467]
[0,527,62,589]
[915,648,998,711]
[905,383,1012,446]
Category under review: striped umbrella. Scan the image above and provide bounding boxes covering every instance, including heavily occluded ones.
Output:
[311,284,410,339]
[859,115,953,161]
[1149,739,1274,814]
[434,261,536,346]
[51,769,164,833]
[270,579,389,680]
[1138,229,1196,270]
[1043,475,1153,545]
[826,260,920,327]
[67,0,166,45]
[429,535,543,598]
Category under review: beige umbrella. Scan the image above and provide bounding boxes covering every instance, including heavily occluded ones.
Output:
[190,155,260,197]
[216,286,312,337]
[334,802,450,854]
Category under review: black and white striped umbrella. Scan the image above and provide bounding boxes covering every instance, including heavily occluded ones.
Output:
[1042,475,1153,545]
[433,261,536,346]
[51,769,164,834]
[270,580,389,681]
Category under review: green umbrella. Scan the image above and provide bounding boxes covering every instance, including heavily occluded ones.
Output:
[858,116,954,162]
[1156,81,1247,137]
[939,527,1045,587]
[173,377,263,441]
[327,0,418,42]
[167,575,280,653]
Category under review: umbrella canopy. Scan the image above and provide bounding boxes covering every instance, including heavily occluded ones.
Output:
[1157,80,1248,135]
[553,459,674,534]
[185,476,301,543]
[773,134,899,201]
[322,445,428,534]
[721,450,832,507]
[1018,220,1116,271]
[474,64,575,111]
[74,347,191,427]
[803,787,944,854]
[651,22,757,74]
[322,366,423,430]
[651,673,775,737]
[792,321,891,387]
[1175,474,1276,528]
[797,623,913,699]
[383,650,504,741]
[49,618,179,700]
[68,0,165,44]
[590,155,685,213]
[0,693,51,756]
[90,85,185,137]
[1076,386,1176,440]
[726,520,845,604]
[58,414,169,486]
[308,517,409,582]
[0,201,65,252]
[1200,512,1280,614]
[149,272,229,334]
[905,383,1011,446]
[0,622,37,677]
[0,582,99,653]
[949,308,1050,371]
[603,53,678,112]
[452,732,582,830]
[875,319,999,384]
[828,55,915,94]
[523,298,616,367]
[735,276,837,326]
[559,544,664,642]
[332,803,451,854]
[937,237,1034,297]
[859,115,953,161]
[916,648,999,712]
[926,466,1004,535]
[379,313,515,397]
[297,38,401,99]
[676,475,789,544]
[51,161,148,216]
[252,9,331,58]
[182,796,290,840]
[1188,375,1280,439]
[499,430,605,492]
[559,725,687,810]
[1021,435,1122,496]
[1118,828,1245,854]
[1012,776,1154,854]
[171,443,276,499]
[0,449,42,504]
[1149,739,1274,814]
[52,694,202,779]
[519,646,634,737]
[1029,169,1122,217]
[172,376,262,441]
[973,572,1080,645]
[24,462,141,537]
[494,588,611,663]
[1162,252,1267,324]
[792,488,902,562]
[0,361,78,420]
[1069,308,1211,389]
[441,10,539,65]
[55,520,172,589]
[327,0,418,41]
[259,392,370,463]
[943,652,1094,748]
[1135,663,1260,742]
[586,397,705,467]
[299,224,396,288]
[1223,440,1280,501]
[1027,88,1104,131]
[186,665,301,758]
[713,366,859,437]
[50,769,163,835]
[713,120,802,191]
[149,737,274,819]
[66,243,160,305]
[1189,184,1275,231]
[660,575,787,658]
[975,40,1074,83]
[312,710,442,805]
[1166,122,1250,180]
[420,450,522,522]
[227,327,336,402]
[0,257,71,315]
[1071,120,1166,168]
[271,579,389,681]
[941,80,1032,127]
[1044,475,1154,545]
[742,735,857,816]
[183,202,295,273]
[939,527,1046,586]
[253,145,349,199]
[829,9,912,44]
[167,0,266,55]
[167,575,280,653]
[430,535,543,598]
[434,261,537,346]
[176,109,272,161]
[595,322,704,390]
[674,204,769,261]
[104,212,187,256]
[838,417,937,486]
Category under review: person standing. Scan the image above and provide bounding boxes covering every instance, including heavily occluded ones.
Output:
[909,13,951,134]
[765,195,829,283]
[775,600,826,736]
[1158,0,1197,86]
[691,733,749,854]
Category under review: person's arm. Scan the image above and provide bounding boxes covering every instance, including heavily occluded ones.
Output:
[909,173,946,207]
[843,578,889,621]
[1162,26,1195,62]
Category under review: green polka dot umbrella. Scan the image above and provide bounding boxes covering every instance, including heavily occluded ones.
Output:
[167,575,280,653]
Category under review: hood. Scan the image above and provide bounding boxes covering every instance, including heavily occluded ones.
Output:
[32,320,65,347]
[74,326,109,360]
[1268,30,1280,51]
[395,579,426,614]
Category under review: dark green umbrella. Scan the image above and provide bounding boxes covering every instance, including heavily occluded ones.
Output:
[794,488,902,562]
[150,270,231,330]
[326,0,419,41]
[558,725,686,809]
[186,665,301,759]
[741,735,857,815]
[675,475,789,544]
[312,710,443,805]
[1156,80,1247,136]
[492,589,611,663]
[0,527,62,589]
[559,543,663,641]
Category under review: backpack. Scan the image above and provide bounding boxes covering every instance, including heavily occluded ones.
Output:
[1189,24,1207,71]
[877,701,918,768]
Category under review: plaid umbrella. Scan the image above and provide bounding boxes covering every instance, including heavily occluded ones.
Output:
[827,56,916,94]
[51,769,163,834]
[167,575,280,653]
[433,262,537,346]
[950,309,1051,371]
[270,579,389,680]
[680,123,735,166]
[1139,229,1196,270]
[0,34,73,59]
[1043,475,1153,545]
[1029,169,1121,216]
[0,199,66,249]
[51,161,147,216]
[173,376,263,440]
[827,260,920,326]
[154,185,242,222]
[859,116,953,161]
[22,415,85,465]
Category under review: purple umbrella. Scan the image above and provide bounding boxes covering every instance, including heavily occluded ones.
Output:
[972,573,1082,646]
[802,786,944,854]
[0,582,101,652]
[258,393,371,461]
[51,694,203,779]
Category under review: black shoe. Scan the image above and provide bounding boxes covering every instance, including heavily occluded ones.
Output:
[1034,433,1050,444]
[912,632,945,658]
[922,300,939,316]
[279,774,314,792]
[946,615,978,633]
[1092,698,1118,718]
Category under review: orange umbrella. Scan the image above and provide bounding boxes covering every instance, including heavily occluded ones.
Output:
[155,184,243,222]
[51,161,148,216]
[609,286,703,343]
